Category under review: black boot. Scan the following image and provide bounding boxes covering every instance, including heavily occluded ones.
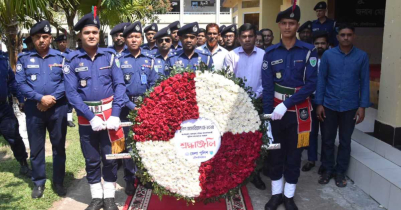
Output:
[52,183,67,196]
[251,173,266,190]
[19,159,32,178]
[104,198,118,210]
[67,121,76,127]
[265,194,283,210]
[283,195,298,210]
[31,185,45,199]
[85,198,103,210]
[125,181,136,195]
[301,161,315,172]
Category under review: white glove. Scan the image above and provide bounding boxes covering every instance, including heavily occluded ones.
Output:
[90,116,106,131]
[106,116,121,131]
[264,121,274,144]
[272,103,287,120]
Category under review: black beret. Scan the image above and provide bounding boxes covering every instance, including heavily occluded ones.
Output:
[123,21,142,37]
[154,26,171,40]
[312,30,329,42]
[198,28,206,34]
[314,1,327,10]
[54,34,67,42]
[168,21,181,31]
[144,23,158,33]
[178,22,199,36]
[74,13,100,31]
[23,36,32,44]
[221,24,237,36]
[219,25,226,33]
[276,5,301,23]
[30,20,51,36]
[110,22,130,35]
[297,21,312,33]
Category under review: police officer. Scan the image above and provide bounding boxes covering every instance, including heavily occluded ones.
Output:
[154,26,176,76]
[221,24,237,51]
[16,20,68,198]
[63,13,125,210]
[141,23,158,56]
[312,1,338,46]
[218,24,226,47]
[298,21,313,44]
[109,22,130,58]
[0,50,31,178]
[119,21,158,194]
[168,21,183,52]
[262,5,317,210]
[167,22,214,71]
[54,34,76,127]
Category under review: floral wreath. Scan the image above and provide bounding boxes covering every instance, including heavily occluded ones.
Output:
[129,64,268,203]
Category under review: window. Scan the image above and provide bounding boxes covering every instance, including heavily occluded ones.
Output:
[242,0,259,8]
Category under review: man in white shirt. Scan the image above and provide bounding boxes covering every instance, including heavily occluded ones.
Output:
[224,23,265,189]
[197,23,228,71]
[224,23,264,98]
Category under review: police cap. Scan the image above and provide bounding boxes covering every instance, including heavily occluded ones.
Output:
[297,21,312,33]
[177,22,199,36]
[154,26,171,40]
[219,25,226,33]
[144,23,158,33]
[168,21,181,31]
[276,5,301,23]
[54,34,67,42]
[30,20,51,36]
[123,21,142,38]
[314,1,327,10]
[74,13,100,31]
[198,28,206,34]
[110,22,130,35]
[221,24,237,36]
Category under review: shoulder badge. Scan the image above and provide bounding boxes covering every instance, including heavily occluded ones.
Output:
[115,58,121,68]
[16,64,22,72]
[262,61,268,70]
[309,57,317,67]
[63,65,70,74]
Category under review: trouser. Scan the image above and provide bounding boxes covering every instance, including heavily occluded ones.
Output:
[0,102,28,162]
[67,103,73,114]
[321,107,357,175]
[269,112,303,184]
[25,98,68,186]
[306,103,323,162]
[79,126,118,184]
[120,106,137,183]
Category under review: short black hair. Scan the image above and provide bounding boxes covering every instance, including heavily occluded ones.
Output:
[337,23,355,33]
[238,23,257,37]
[260,28,273,36]
[312,32,329,43]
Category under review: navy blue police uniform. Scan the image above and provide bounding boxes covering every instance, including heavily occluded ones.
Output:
[109,22,130,58]
[15,21,68,189]
[63,14,126,186]
[312,1,338,46]
[153,26,177,76]
[166,22,214,71]
[298,21,313,44]
[168,21,183,53]
[141,23,159,56]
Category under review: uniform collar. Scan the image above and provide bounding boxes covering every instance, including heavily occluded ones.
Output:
[154,49,174,59]
[76,47,108,58]
[31,48,59,57]
[122,49,148,58]
[277,39,304,50]
[316,16,331,24]
[176,49,199,58]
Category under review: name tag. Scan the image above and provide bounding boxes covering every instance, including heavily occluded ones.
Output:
[75,67,88,72]
[271,59,283,65]
[154,65,162,69]
[99,66,111,70]
[27,65,39,68]
[121,64,132,69]
[294,60,303,63]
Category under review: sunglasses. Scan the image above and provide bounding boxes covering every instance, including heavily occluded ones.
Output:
[157,38,171,43]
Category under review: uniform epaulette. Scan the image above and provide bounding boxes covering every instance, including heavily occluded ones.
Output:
[17,51,30,58]
[301,42,316,51]
[174,49,184,56]
[102,47,116,55]
[65,50,79,61]
[265,43,280,53]
[195,49,210,56]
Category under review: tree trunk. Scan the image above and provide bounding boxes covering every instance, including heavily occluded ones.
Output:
[5,23,21,72]
[66,11,77,50]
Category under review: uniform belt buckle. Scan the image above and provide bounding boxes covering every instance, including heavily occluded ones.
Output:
[282,94,290,101]
[94,105,100,113]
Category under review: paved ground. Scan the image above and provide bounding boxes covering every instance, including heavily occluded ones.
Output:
[51,158,383,210]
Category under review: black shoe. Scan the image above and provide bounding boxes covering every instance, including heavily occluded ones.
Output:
[104,198,118,210]
[318,166,326,175]
[31,185,45,199]
[251,174,266,190]
[143,181,153,189]
[19,160,32,178]
[265,194,283,210]
[283,195,298,210]
[301,161,315,172]
[67,121,76,127]
[85,198,103,210]
[125,181,136,195]
[117,159,122,170]
[52,183,67,196]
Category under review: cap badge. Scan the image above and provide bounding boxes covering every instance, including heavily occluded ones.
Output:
[124,25,127,30]
[151,26,155,30]
[290,13,295,18]
[167,28,171,34]
[193,25,198,32]
[320,4,323,8]
[135,25,140,31]
[231,27,235,32]
[44,25,50,32]
[94,19,97,24]
[177,23,181,29]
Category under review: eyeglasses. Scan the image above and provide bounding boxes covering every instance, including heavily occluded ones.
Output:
[157,38,171,43]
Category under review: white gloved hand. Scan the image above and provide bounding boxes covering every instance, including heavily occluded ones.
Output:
[272,103,287,120]
[264,121,274,143]
[106,116,121,131]
[90,116,106,131]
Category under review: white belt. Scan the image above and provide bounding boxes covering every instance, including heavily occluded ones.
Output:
[88,103,112,113]
[274,91,293,101]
